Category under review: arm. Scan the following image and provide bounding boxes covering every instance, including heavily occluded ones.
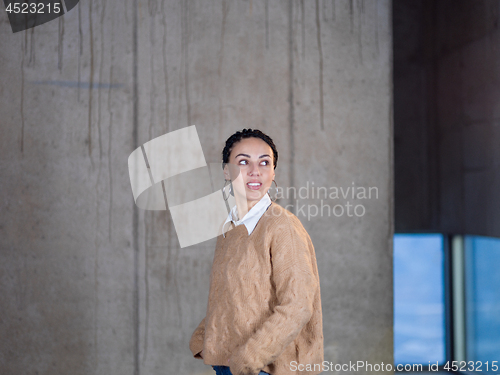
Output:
[229,218,317,375]
[189,317,206,359]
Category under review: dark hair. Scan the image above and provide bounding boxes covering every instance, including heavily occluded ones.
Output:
[222,128,278,169]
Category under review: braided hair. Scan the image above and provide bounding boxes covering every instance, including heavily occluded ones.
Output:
[222,129,278,169]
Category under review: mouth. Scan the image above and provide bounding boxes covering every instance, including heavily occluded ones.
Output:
[246,182,262,191]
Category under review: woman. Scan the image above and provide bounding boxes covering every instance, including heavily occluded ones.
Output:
[189,129,324,375]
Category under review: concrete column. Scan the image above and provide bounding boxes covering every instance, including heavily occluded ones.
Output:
[394,0,500,238]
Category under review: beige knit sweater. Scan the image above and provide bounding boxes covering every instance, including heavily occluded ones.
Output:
[189,202,324,375]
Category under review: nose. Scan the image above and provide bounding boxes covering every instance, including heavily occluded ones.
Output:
[248,162,260,176]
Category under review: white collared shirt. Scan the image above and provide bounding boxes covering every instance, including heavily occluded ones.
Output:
[222,193,272,237]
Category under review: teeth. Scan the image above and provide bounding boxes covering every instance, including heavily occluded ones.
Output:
[248,183,261,186]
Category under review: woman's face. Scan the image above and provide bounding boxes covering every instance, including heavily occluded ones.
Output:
[224,137,275,209]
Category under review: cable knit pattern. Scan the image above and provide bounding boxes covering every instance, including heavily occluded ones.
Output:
[189,203,324,375]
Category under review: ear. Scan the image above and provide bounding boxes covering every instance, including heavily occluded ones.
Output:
[223,164,231,180]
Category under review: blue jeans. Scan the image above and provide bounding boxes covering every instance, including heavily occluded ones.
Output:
[212,365,270,375]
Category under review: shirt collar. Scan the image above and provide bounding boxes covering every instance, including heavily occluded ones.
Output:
[222,193,272,237]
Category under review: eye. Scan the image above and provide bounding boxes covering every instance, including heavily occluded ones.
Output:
[238,159,248,165]
[260,160,270,166]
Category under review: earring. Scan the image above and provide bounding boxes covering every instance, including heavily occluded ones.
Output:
[222,179,231,201]
[267,180,279,202]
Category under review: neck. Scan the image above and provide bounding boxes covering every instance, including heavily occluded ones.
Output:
[234,195,259,220]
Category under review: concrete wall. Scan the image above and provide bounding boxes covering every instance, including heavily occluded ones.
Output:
[0,1,393,374]
[394,0,500,238]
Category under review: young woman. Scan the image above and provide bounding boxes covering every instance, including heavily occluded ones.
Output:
[189,129,324,375]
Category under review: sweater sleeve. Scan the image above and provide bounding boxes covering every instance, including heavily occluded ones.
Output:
[189,317,205,359]
[228,217,317,375]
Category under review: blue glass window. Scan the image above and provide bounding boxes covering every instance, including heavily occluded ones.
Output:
[393,234,446,365]
[465,235,500,371]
